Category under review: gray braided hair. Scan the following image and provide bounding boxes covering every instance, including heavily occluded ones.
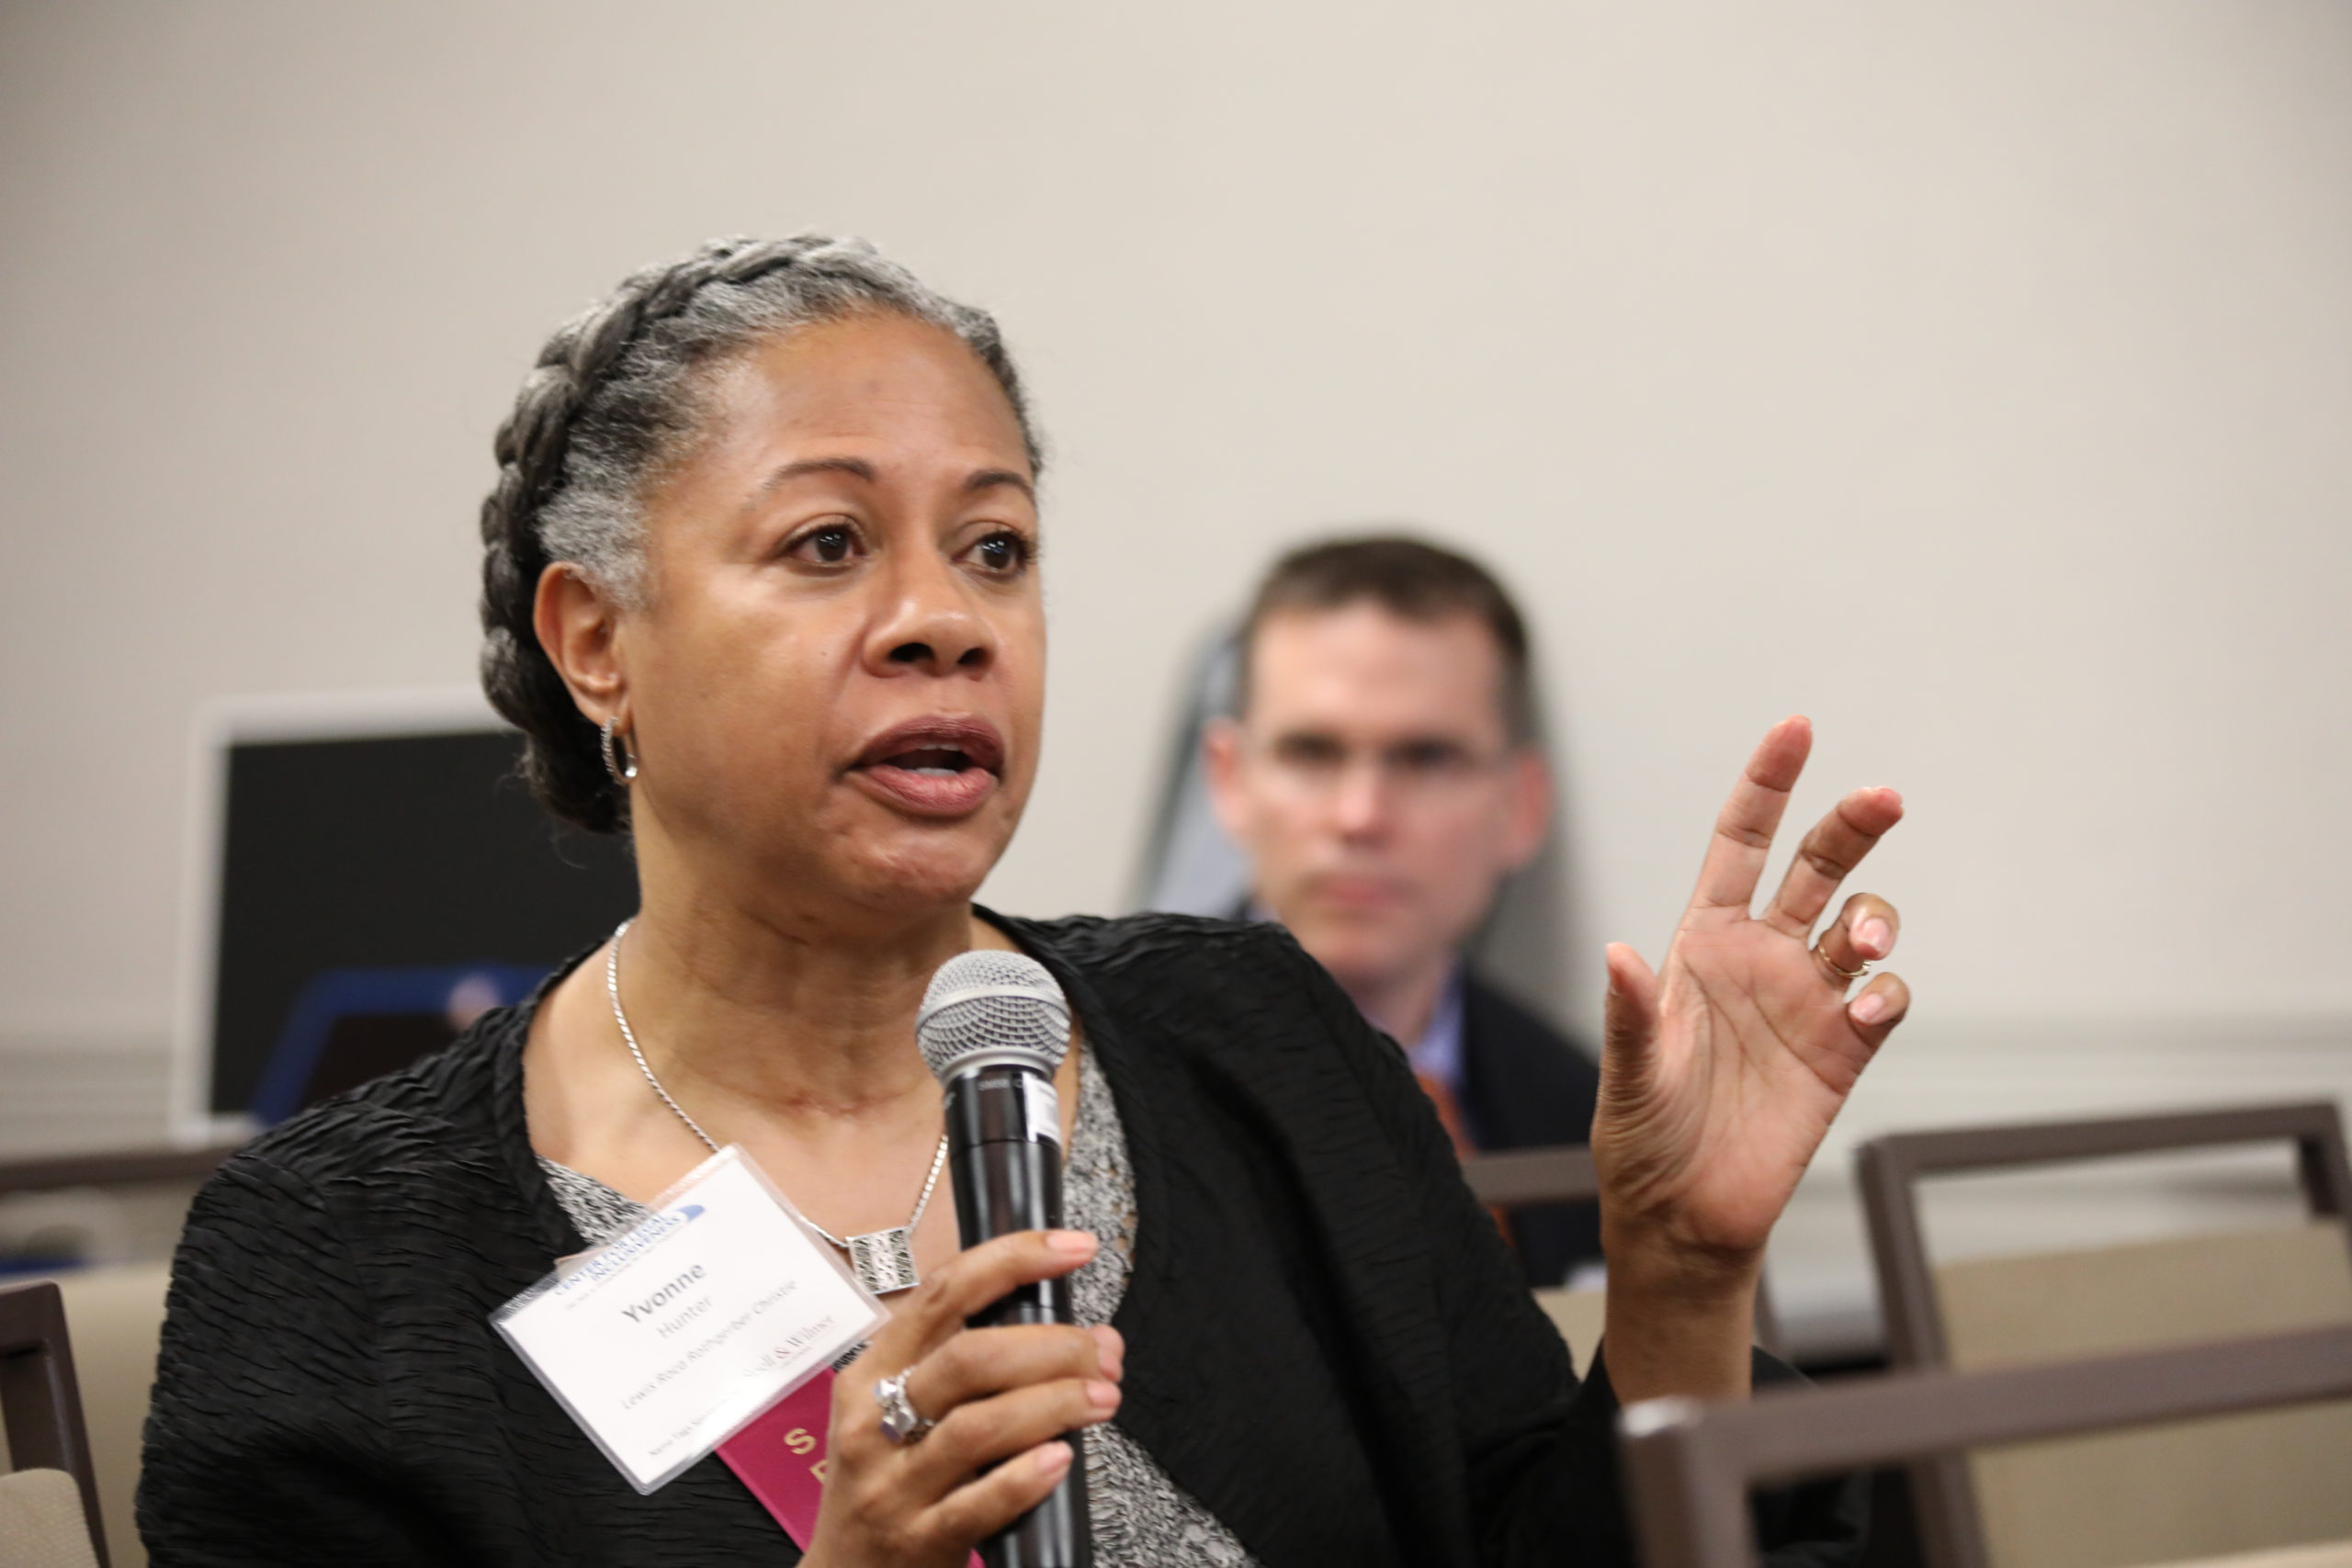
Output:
[479,234,1042,834]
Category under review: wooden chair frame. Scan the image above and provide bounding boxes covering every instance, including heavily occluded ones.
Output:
[1459,1145,1782,1356]
[0,1278,110,1567]
[1854,1100,2352,1568]
[0,1143,240,1201]
[1618,1323,2352,1568]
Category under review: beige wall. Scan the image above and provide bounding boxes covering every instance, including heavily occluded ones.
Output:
[3,2,2347,1102]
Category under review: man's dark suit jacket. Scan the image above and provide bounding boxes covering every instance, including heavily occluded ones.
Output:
[1215,908,1604,1287]
[1458,972,1605,1288]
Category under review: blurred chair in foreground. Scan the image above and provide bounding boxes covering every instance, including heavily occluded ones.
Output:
[47,1269,169,1568]
[1857,1100,2352,1568]
[1618,1323,2352,1568]
[1,1147,227,1568]
[1,1279,107,1568]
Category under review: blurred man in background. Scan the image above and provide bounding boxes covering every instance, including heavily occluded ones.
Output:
[1204,536,1603,1285]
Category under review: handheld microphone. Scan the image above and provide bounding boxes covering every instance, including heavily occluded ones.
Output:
[917,952,1093,1568]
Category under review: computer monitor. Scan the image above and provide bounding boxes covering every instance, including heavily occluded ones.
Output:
[173,689,637,1144]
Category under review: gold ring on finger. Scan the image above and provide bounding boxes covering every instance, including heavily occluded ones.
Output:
[1812,942,1868,984]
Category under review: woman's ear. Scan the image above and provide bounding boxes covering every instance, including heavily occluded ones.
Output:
[533,562,628,725]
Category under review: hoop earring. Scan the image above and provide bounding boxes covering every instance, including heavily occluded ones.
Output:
[600,717,639,785]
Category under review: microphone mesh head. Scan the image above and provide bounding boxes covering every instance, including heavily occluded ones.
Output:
[916,951,1070,1079]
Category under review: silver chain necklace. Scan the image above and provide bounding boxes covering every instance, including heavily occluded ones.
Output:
[604,919,946,1295]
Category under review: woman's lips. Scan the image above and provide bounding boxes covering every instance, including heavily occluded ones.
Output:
[851,758,998,817]
[847,719,1006,818]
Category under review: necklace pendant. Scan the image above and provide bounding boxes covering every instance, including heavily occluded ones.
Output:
[846,1227,920,1295]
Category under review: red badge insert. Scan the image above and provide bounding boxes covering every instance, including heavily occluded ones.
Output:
[719,1371,982,1565]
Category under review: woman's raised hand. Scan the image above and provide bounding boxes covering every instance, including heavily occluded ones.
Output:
[1594,716,1909,1271]
[806,1232,1119,1568]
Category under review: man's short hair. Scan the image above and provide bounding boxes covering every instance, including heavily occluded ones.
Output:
[1235,534,1537,743]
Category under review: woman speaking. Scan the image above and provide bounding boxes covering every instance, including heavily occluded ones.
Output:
[140,236,1907,1566]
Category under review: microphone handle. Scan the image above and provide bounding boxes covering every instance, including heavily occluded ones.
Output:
[945,1066,1094,1568]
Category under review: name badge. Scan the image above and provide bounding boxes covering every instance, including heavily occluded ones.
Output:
[494,1145,887,1494]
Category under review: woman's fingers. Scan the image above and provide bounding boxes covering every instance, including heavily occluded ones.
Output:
[860,1230,1097,1377]
[903,1323,1120,1425]
[901,1369,1120,1495]
[1806,893,1910,1042]
[835,1232,1105,1452]
[1809,893,1901,983]
[1846,971,1912,1044]
[1600,941,1663,1080]
[1762,789,1905,940]
[814,1235,1108,1563]
[921,1438,1078,1552]
[1688,717,1812,917]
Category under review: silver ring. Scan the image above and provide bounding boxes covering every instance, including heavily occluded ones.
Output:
[874,1370,933,1446]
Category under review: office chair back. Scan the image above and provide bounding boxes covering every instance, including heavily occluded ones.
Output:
[1618,1323,2352,1568]
[1857,1100,2352,1568]
[0,1280,108,1568]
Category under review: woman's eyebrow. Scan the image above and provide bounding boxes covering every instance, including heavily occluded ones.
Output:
[755,456,878,494]
[965,468,1035,502]
[748,458,1031,502]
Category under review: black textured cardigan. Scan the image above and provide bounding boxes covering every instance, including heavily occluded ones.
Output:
[139,913,1860,1566]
